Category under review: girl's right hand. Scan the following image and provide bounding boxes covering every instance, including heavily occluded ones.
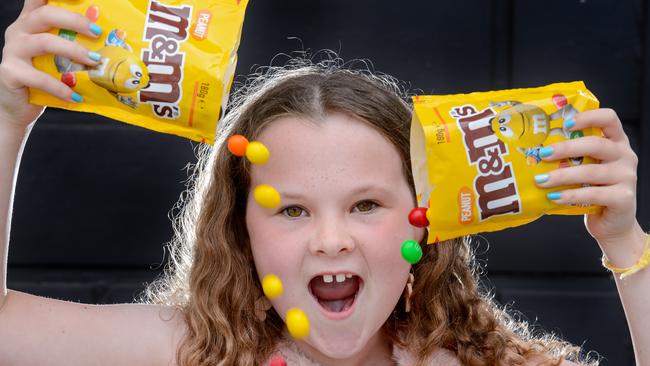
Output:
[0,0,102,129]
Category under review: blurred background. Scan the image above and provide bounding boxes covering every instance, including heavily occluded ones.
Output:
[2,0,648,364]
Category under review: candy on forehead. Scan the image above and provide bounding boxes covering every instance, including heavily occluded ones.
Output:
[254,184,281,209]
[227,134,249,157]
[262,274,283,299]
[226,134,270,165]
[286,308,310,339]
[246,141,270,165]
[401,239,423,264]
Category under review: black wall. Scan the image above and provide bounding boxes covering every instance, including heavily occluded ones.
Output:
[3,1,648,365]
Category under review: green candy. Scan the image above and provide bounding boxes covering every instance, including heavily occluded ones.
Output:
[401,239,422,264]
[58,29,77,41]
[570,130,584,140]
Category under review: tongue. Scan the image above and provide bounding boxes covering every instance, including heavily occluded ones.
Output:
[310,276,359,301]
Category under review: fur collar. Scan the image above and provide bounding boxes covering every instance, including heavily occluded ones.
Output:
[273,339,462,365]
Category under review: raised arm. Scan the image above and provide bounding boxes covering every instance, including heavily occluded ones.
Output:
[0,2,186,365]
[534,108,649,365]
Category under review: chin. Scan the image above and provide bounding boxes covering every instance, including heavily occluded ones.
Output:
[308,330,369,359]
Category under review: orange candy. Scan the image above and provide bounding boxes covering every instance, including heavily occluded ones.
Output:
[85,5,100,22]
[227,134,249,156]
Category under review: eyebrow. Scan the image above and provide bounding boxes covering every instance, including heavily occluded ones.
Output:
[279,184,395,200]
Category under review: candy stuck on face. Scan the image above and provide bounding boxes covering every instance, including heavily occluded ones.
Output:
[401,239,423,264]
[286,308,309,339]
[254,184,281,209]
[408,207,429,228]
[262,274,283,299]
[246,141,270,165]
[227,134,248,156]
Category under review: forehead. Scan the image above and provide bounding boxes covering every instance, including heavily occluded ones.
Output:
[249,113,406,189]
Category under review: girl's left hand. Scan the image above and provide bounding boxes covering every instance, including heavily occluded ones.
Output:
[534,108,642,252]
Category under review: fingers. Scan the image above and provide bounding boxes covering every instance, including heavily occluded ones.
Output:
[3,62,79,103]
[21,5,101,39]
[542,185,634,209]
[20,0,47,15]
[540,135,620,162]
[534,162,637,188]
[17,33,100,67]
[573,109,626,142]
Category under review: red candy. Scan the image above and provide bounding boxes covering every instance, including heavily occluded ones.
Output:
[61,72,77,88]
[227,134,249,156]
[269,355,287,366]
[408,207,429,228]
[552,94,567,109]
[86,5,100,22]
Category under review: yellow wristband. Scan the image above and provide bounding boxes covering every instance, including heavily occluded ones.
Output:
[602,233,650,280]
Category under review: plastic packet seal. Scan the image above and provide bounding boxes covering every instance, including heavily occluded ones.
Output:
[410,81,603,244]
[29,0,249,144]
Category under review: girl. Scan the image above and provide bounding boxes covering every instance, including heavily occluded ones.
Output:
[0,2,647,365]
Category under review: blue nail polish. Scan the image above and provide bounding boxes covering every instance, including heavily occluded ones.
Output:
[71,92,83,103]
[564,119,576,129]
[534,174,549,184]
[539,146,554,158]
[89,23,102,36]
[88,51,101,61]
[547,192,562,201]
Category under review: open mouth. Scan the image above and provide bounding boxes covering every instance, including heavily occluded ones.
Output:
[309,273,362,318]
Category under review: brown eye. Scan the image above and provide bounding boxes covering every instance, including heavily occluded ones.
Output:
[354,200,377,212]
[283,206,304,218]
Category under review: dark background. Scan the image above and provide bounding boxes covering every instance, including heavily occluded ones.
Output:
[3,1,648,364]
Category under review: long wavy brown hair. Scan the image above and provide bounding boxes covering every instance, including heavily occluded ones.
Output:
[140,56,600,366]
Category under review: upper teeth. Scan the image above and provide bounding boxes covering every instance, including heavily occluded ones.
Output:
[323,273,354,283]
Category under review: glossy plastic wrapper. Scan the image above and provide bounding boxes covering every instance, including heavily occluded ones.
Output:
[30,0,249,144]
[411,81,603,243]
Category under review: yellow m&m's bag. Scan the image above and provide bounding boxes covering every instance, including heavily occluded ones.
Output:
[411,81,603,243]
[30,0,249,144]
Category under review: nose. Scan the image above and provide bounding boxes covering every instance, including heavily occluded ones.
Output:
[308,216,355,257]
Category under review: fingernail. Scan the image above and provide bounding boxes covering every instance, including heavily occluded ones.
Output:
[539,146,554,158]
[534,174,549,184]
[71,92,83,103]
[547,191,562,201]
[89,22,102,36]
[87,51,101,62]
[564,119,576,129]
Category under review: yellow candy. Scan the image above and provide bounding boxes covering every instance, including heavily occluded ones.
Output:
[246,141,270,165]
[286,308,309,339]
[254,184,281,209]
[262,274,283,299]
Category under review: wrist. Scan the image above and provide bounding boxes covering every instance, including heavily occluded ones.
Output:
[599,221,649,268]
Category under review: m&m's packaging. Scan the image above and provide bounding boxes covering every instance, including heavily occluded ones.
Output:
[410,81,603,243]
[30,0,249,144]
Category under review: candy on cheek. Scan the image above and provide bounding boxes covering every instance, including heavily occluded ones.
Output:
[286,308,310,339]
[262,274,283,299]
[401,239,423,264]
[408,207,429,228]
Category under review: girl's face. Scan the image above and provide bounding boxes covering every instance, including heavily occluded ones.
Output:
[246,113,424,363]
